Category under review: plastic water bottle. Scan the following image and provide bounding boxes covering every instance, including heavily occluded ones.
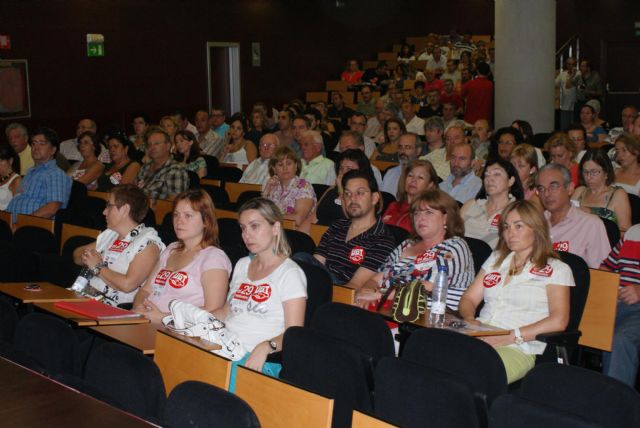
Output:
[70,267,94,293]
[428,265,449,328]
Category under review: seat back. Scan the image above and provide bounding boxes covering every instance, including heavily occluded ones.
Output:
[601,217,620,248]
[520,363,640,428]
[0,210,12,242]
[332,284,355,305]
[85,342,166,419]
[379,191,396,213]
[236,365,334,428]
[628,193,640,225]
[217,217,249,266]
[14,312,79,376]
[202,184,231,209]
[280,326,372,428]
[202,155,220,179]
[164,381,260,428]
[374,357,479,428]
[351,410,396,428]
[557,251,590,331]
[154,330,232,394]
[236,190,263,209]
[311,302,395,363]
[464,236,492,275]
[226,182,262,203]
[0,296,18,343]
[295,260,332,326]
[489,393,600,428]
[286,229,316,255]
[401,328,507,408]
[186,170,200,189]
[59,223,100,256]
[213,166,243,183]
[154,199,174,226]
[14,214,57,254]
[309,224,329,245]
[386,224,409,246]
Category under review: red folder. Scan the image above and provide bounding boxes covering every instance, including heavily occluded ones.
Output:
[54,300,143,320]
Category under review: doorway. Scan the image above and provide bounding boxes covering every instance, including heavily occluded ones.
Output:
[602,40,640,126]
[207,42,241,116]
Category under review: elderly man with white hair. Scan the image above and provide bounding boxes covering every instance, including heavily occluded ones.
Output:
[240,133,280,186]
[299,131,336,185]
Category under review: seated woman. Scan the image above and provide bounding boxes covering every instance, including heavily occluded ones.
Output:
[313,149,375,226]
[263,145,316,229]
[397,43,415,63]
[373,118,406,162]
[580,103,607,144]
[572,149,631,232]
[174,130,207,178]
[461,159,524,249]
[96,131,141,191]
[133,189,232,322]
[356,189,474,309]
[510,144,542,210]
[382,159,439,233]
[459,200,574,383]
[220,115,258,167]
[73,185,164,307]
[341,59,364,87]
[545,132,580,186]
[0,145,21,210]
[160,115,179,146]
[613,133,640,196]
[67,131,105,190]
[212,198,306,381]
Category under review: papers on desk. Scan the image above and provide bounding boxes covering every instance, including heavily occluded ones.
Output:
[53,300,144,320]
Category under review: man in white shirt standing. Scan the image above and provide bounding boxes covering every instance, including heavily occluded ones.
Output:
[555,57,578,131]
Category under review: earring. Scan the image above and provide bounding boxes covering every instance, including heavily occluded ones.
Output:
[444,224,448,230]
[272,246,277,255]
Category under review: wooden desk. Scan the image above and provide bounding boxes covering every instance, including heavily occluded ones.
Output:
[34,302,150,327]
[377,306,510,337]
[578,269,619,351]
[0,357,152,427]
[90,323,160,355]
[0,282,88,303]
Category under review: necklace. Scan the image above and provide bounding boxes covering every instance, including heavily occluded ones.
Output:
[508,257,529,276]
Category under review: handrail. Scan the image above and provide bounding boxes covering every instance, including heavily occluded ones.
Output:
[555,34,579,57]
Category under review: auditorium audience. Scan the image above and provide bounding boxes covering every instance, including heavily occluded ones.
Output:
[328,92,354,131]
[571,150,631,232]
[357,86,376,117]
[613,133,640,195]
[60,118,109,163]
[566,123,588,163]
[128,113,149,156]
[401,100,425,137]
[274,109,296,149]
[383,159,438,232]
[263,145,316,229]
[96,131,141,191]
[358,189,474,310]
[459,200,573,383]
[174,130,207,178]
[335,130,381,185]
[67,131,105,190]
[240,133,280,186]
[7,127,72,220]
[73,184,164,307]
[461,62,493,124]
[461,158,524,249]
[580,104,607,144]
[536,163,610,268]
[133,189,231,322]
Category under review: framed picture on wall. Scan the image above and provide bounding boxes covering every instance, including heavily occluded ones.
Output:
[0,59,31,119]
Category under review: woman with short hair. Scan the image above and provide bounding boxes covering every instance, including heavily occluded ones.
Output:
[67,131,105,190]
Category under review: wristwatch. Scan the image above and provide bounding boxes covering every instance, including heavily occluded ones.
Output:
[268,340,277,353]
[514,328,525,345]
[92,261,108,276]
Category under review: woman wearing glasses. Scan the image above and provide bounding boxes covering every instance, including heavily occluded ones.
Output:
[571,150,631,232]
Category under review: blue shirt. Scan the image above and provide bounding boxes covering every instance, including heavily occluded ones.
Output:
[439,172,482,204]
[212,123,230,140]
[7,159,72,219]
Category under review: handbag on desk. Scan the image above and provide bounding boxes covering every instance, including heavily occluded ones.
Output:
[378,279,427,323]
[162,300,244,361]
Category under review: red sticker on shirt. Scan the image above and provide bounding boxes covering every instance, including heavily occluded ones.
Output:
[490,214,501,227]
[415,251,437,265]
[483,272,502,288]
[234,283,256,301]
[553,241,570,252]
[251,284,272,303]
[349,246,365,264]
[108,239,130,253]
[154,269,172,286]
[168,272,189,289]
[530,264,553,277]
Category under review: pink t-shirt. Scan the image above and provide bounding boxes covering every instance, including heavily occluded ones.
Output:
[148,242,232,312]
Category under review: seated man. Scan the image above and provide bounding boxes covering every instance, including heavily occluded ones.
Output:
[171,109,198,135]
[5,122,34,174]
[381,133,422,196]
[327,92,354,131]
[299,131,336,186]
[136,127,189,201]
[240,133,280,186]
[418,89,443,119]
[313,170,396,287]
[439,142,481,204]
[194,109,224,157]
[7,127,72,220]
[401,100,425,137]
[336,130,382,187]
[536,163,610,268]
[209,107,230,139]
[601,223,640,387]
[357,86,376,118]
[343,112,376,158]
[421,120,467,179]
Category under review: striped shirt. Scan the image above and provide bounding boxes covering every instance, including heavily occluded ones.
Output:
[603,224,640,287]
[315,219,395,285]
[377,236,474,311]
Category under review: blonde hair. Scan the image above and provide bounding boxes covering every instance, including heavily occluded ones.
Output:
[511,143,538,190]
[493,200,558,269]
[545,132,577,158]
[238,197,291,257]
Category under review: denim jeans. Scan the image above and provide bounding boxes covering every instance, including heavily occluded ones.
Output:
[602,301,640,387]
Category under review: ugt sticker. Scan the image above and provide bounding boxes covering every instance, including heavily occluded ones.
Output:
[349,246,365,264]
[483,272,502,288]
[168,271,189,289]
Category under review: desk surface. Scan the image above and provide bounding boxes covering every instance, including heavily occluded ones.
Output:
[34,302,150,327]
[0,282,88,303]
[0,357,152,427]
[377,306,510,337]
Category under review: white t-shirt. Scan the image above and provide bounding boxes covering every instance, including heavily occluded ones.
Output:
[88,225,165,306]
[477,251,575,354]
[225,257,307,354]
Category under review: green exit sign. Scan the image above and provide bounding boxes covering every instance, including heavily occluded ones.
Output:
[87,42,104,57]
